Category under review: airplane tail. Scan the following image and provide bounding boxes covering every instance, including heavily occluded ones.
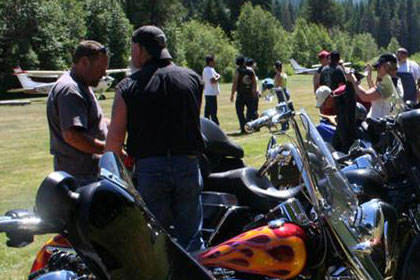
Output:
[289,59,306,72]
[13,67,41,89]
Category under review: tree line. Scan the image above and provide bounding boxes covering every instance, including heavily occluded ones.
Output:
[1,0,419,92]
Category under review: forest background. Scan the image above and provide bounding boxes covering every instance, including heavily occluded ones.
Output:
[0,0,418,92]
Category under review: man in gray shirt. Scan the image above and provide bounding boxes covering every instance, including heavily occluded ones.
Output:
[47,40,109,185]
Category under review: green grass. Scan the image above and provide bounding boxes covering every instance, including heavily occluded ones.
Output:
[0,75,317,279]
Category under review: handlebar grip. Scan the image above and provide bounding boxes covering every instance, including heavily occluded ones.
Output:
[244,115,270,133]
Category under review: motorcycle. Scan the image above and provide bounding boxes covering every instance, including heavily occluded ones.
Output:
[198,102,420,279]
[2,103,419,279]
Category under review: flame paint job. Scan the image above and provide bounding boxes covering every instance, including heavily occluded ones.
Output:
[198,223,307,279]
[30,235,72,273]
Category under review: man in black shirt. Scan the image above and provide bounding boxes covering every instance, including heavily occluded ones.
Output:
[230,56,257,133]
[320,50,346,91]
[105,25,205,252]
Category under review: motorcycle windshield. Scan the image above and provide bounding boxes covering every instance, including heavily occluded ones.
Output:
[98,152,135,190]
[298,111,357,221]
[296,110,382,279]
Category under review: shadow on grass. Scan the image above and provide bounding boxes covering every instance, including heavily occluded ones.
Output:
[227,131,250,137]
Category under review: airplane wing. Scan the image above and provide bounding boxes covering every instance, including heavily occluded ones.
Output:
[106,68,131,74]
[23,70,66,78]
[289,59,318,75]
[311,62,352,68]
[7,88,36,94]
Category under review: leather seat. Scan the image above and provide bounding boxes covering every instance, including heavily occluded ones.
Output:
[201,118,244,158]
[204,167,302,213]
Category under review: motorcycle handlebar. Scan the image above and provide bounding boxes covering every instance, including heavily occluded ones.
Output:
[244,115,271,133]
[0,216,53,234]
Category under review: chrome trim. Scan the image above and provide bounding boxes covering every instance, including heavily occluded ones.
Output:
[278,198,310,226]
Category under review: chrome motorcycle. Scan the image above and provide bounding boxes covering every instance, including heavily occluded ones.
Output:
[198,102,419,279]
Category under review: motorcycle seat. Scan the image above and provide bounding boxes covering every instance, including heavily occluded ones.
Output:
[204,167,301,212]
[200,118,244,158]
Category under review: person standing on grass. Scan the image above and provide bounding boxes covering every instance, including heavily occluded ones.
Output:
[246,58,260,120]
[202,55,221,125]
[313,50,330,93]
[231,55,257,134]
[396,47,420,103]
[46,40,109,186]
[105,25,205,252]
[274,61,290,103]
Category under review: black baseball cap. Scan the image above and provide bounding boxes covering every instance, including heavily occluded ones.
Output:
[373,53,397,68]
[236,56,245,66]
[246,58,254,66]
[330,51,340,63]
[132,25,172,60]
[274,60,282,67]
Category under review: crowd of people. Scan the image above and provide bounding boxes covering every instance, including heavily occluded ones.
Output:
[45,22,420,254]
[202,54,291,133]
[313,47,420,152]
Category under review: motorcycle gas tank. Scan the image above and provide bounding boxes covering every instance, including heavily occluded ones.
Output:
[66,179,213,280]
[197,222,307,279]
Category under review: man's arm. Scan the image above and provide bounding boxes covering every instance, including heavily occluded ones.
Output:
[313,73,320,93]
[346,72,381,102]
[230,71,239,102]
[104,90,127,157]
[63,128,105,154]
[251,70,257,98]
[57,88,105,154]
[210,68,221,84]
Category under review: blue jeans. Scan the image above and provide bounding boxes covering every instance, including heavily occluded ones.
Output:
[134,155,204,252]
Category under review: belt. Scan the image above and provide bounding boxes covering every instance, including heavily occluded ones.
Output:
[138,150,199,159]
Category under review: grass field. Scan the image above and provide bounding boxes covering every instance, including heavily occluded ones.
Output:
[0,74,317,279]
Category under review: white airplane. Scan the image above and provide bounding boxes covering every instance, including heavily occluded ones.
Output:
[289,59,351,75]
[7,67,130,100]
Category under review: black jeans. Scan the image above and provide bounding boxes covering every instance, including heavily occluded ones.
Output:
[236,94,255,132]
[204,95,219,125]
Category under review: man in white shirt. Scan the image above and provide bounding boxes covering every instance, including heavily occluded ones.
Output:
[202,55,221,125]
[396,47,420,103]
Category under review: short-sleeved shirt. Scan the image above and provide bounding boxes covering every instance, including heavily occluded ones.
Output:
[202,66,220,96]
[398,60,420,80]
[117,60,205,159]
[369,74,399,119]
[46,72,107,177]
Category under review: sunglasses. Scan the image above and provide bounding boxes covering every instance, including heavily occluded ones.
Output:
[86,46,111,57]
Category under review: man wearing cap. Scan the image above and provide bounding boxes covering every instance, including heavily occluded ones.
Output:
[313,50,330,92]
[105,25,204,252]
[320,50,346,91]
[396,47,420,102]
[46,40,109,186]
[202,55,221,125]
[315,86,336,143]
[231,56,257,134]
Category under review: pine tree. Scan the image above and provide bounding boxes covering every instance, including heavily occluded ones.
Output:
[303,0,343,28]
[377,0,391,47]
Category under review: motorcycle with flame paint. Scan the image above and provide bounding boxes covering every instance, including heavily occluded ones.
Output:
[1,101,420,279]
